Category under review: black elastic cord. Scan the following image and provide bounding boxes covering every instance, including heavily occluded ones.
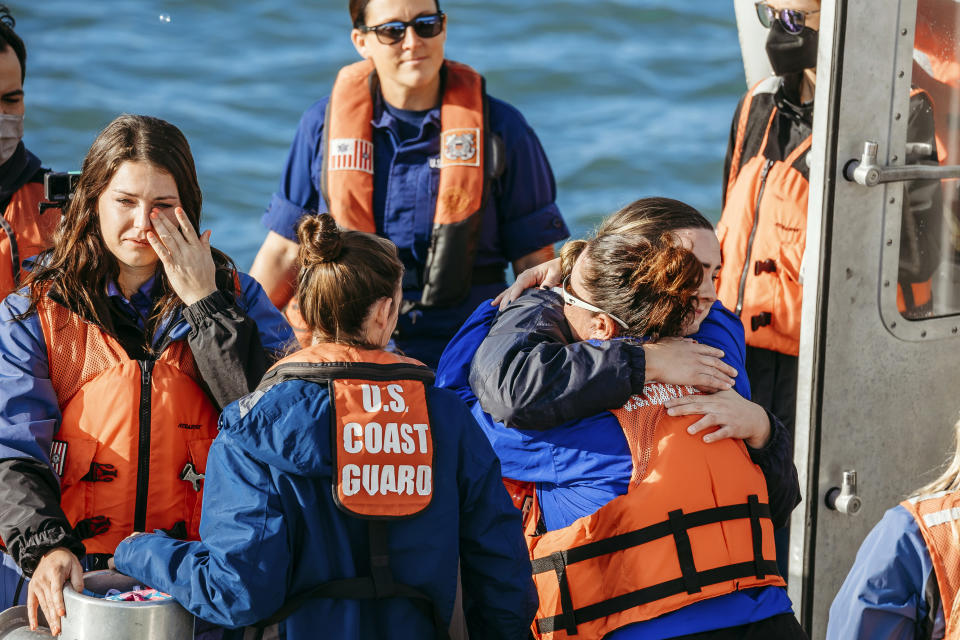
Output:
[13,573,25,607]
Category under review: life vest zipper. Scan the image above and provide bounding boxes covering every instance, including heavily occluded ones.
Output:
[735,158,774,316]
[133,358,155,532]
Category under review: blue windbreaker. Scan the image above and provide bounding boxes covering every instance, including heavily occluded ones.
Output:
[827,504,946,639]
[114,366,536,639]
[435,291,797,639]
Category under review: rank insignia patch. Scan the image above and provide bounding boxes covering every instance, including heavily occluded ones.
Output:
[440,128,480,167]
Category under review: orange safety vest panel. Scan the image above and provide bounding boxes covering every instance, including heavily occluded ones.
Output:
[267,343,435,519]
[901,490,960,639]
[526,383,784,639]
[38,295,220,555]
[717,77,810,357]
[0,181,56,298]
[321,59,489,310]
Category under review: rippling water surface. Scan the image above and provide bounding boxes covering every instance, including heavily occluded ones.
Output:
[19,1,745,269]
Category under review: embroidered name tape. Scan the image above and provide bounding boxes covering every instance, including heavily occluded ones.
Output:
[328,138,374,174]
[332,378,434,518]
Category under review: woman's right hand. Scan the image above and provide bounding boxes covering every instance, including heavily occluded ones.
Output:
[27,546,84,636]
[643,337,737,392]
[493,258,563,310]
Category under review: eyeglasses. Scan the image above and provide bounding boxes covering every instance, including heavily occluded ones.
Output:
[553,275,629,330]
[755,2,819,34]
[358,12,446,45]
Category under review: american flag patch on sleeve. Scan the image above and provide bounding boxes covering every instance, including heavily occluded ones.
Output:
[50,440,67,477]
[328,138,374,174]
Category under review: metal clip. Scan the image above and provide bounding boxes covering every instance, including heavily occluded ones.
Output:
[180,462,205,492]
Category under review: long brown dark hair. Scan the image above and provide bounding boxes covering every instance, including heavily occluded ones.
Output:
[22,114,235,343]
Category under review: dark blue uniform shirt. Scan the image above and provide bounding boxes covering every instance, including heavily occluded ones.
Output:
[264,88,569,366]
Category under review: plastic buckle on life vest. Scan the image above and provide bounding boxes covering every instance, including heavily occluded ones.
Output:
[754,259,777,275]
[751,312,772,332]
[74,515,111,540]
[179,462,205,492]
[80,461,118,483]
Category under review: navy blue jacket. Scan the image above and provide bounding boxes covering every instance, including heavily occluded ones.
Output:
[264,84,569,367]
[115,365,536,640]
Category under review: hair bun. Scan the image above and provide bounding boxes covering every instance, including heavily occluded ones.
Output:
[297,213,343,266]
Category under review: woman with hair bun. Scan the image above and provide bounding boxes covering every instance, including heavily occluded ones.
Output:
[0,114,293,633]
[114,213,536,639]
[437,197,805,638]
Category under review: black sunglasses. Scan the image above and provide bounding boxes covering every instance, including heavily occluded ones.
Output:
[755,2,819,34]
[358,12,446,45]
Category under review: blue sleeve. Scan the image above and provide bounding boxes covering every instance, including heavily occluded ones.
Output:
[114,432,292,628]
[469,289,645,430]
[262,99,329,241]
[237,272,295,354]
[827,505,940,640]
[691,301,750,400]
[488,98,569,261]
[436,390,538,636]
[0,292,58,464]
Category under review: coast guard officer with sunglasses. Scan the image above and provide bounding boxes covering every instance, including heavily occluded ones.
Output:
[250,0,568,367]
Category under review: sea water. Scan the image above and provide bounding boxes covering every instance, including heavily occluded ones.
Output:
[19,0,744,269]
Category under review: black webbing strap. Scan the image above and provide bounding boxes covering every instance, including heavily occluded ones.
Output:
[550,551,578,636]
[747,495,766,579]
[668,509,700,595]
[530,500,772,575]
[368,521,395,598]
[0,211,19,287]
[535,559,780,634]
[531,497,777,636]
[254,521,450,639]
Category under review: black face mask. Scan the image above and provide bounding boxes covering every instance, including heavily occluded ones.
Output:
[765,21,819,76]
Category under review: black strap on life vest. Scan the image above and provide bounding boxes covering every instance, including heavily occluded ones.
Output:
[254,521,449,639]
[531,497,779,636]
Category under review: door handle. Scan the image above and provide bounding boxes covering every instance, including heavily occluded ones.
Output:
[844,140,960,186]
[825,469,862,515]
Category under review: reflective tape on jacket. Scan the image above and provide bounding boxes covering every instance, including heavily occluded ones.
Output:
[321,59,489,309]
[37,295,219,555]
[262,342,435,519]
[0,181,56,298]
[526,383,784,639]
[717,77,810,356]
[902,491,960,639]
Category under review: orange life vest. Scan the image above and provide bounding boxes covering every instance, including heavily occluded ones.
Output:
[717,76,810,357]
[38,294,219,555]
[901,490,960,639]
[321,58,489,310]
[525,383,784,639]
[254,343,448,633]
[0,180,56,298]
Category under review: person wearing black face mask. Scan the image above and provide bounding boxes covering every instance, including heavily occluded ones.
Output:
[716,0,941,576]
[0,5,57,302]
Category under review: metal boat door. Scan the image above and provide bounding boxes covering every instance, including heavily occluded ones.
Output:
[788,0,960,636]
